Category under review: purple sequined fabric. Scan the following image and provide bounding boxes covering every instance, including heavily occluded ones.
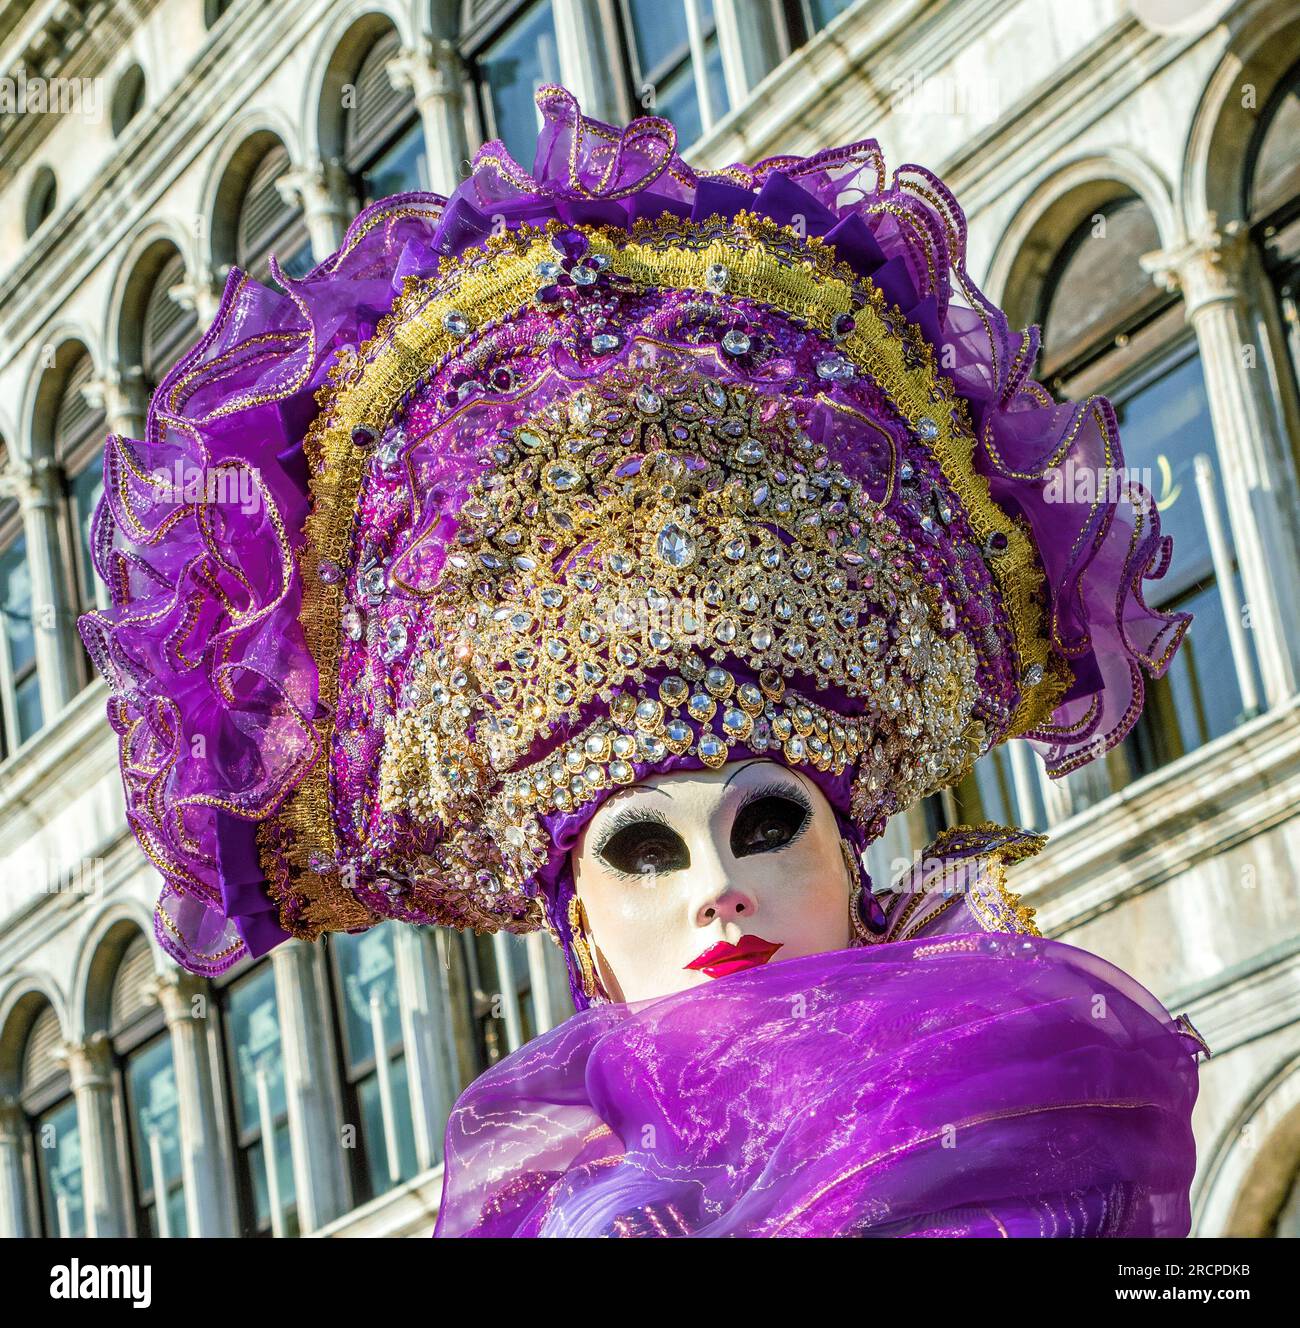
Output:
[432,934,1201,1238]
[78,86,1189,974]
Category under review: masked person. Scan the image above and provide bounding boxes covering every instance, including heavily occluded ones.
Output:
[81,87,1207,1239]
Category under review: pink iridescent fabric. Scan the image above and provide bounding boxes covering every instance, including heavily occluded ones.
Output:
[79,86,1188,988]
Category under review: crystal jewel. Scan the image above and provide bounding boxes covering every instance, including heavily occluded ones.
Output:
[816,354,855,382]
[655,521,697,568]
[382,620,408,659]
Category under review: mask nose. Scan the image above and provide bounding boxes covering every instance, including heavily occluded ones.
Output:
[695,883,756,929]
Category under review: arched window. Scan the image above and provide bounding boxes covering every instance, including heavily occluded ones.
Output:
[110,64,146,137]
[1246,61,1300,417]
[21,1003,84,1236]
[24,167,57,239]
[141,251,198,391]
[52,350,108,636]
[231,141,312,284]
[110,933,185,1237]
[0,438,41,758]
[216,961,295,1237]
[325,924,420,1203]
[1049,200,1256,782]
[945,192,1258,833]
[344,27,427,205]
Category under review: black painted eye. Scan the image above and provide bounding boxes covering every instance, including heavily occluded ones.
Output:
[730,794,811,858]
[597,819,690,877]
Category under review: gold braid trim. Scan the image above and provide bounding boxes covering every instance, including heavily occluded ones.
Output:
[926,820,1046,936]
[263,218,1065,940]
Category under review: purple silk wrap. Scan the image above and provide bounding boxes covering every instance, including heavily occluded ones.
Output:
[432,934,1200,1238]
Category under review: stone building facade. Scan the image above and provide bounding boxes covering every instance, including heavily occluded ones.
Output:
[0,0,1297,1236]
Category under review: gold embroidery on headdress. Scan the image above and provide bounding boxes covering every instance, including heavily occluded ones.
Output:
[261,217,1068,941]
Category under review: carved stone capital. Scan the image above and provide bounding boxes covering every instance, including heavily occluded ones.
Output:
[276,158,352,221]
[386,39,463,110]
[151,968,211,1027]
[1140,214,1252,318]
[58,1031,114,1091]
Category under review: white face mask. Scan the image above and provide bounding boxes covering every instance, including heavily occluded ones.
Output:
[571,758,854,1003]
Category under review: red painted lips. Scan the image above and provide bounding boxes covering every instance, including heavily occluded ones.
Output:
[684,935,784,980]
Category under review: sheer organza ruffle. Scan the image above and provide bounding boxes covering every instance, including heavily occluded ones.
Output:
[78,87,1188,973]
[433,934,1201,1238]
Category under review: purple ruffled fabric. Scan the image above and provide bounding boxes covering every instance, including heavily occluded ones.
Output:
[432,934,1201,1237]
[78,86,1189,973]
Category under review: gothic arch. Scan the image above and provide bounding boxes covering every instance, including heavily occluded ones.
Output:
[302,6,414,166]
[986,150,1176,333]
[70,903,158,1044]
[1182,0,1300,230]
[1194,1045,1300,1235]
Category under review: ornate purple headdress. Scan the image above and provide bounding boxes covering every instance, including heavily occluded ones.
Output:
[79,87,1189,997]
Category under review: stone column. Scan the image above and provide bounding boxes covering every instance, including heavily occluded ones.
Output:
[714,0,785,109]
[277,159,354,261]
[60,1034,129,1237]
[270,939,349,1232]
[387,38,470,196]
[0,1096,31,1237]
[0,454,83,716]
[83,363,147,441]
[153,970,237,1236]
[395,927,459,1170]
[170,264,224,325]
[1143,216,1300,707]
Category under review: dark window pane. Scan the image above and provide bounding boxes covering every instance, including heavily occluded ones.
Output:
[335,925,402,1070]
[627,0,691,79]
[229,964,285,1129]
[15,671,43,744]
[126,1035,187,1237]
[35,1098,85,1236]
[1113,351,1216,589]
[360,118,429,203]
[652,59,704,144]
[358,1053,418,1195]
[1110,349,1254,776]
[806,0,855,31]
[480,2,561,167]
[277,241,316,281]
[70,456,103,613]
[0,535,36,676]
[625,0,726,143]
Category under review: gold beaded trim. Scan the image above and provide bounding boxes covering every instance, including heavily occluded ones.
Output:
[265,216,1063,940]
[378,369,984,875]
